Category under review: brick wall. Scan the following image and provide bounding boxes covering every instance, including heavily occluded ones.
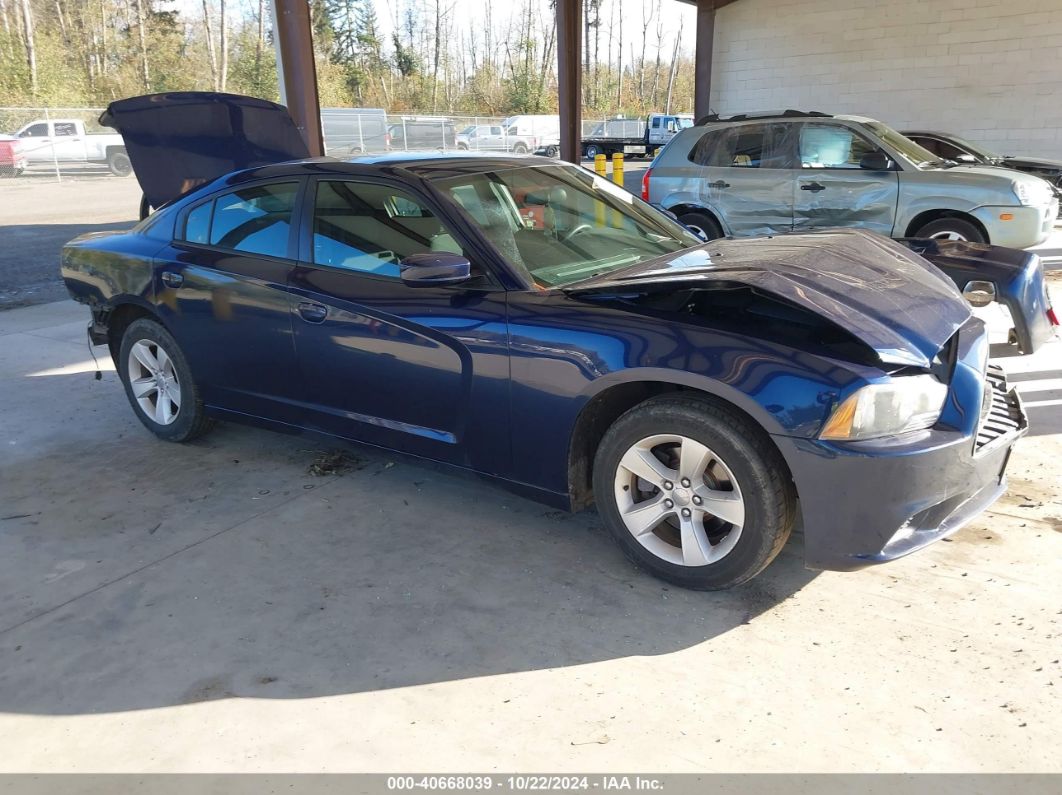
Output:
[711,0,1062,158]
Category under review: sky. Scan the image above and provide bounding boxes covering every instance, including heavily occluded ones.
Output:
[176,0,698,65]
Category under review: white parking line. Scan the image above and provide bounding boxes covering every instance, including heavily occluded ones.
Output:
[1013,378,1062,393]
[1023,398,1062,409]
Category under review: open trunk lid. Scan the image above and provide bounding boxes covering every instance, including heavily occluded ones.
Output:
[99,92,310,210]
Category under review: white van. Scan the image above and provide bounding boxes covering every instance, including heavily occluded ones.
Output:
[502,114,560,155]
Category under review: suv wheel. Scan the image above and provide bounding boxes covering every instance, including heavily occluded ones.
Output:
[592,396,795,590]
[913,217,985,243]
[677,211,723,241]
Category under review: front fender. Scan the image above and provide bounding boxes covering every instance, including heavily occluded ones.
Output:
[577,366,790,437]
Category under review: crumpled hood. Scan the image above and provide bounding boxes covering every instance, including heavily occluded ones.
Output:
[566,228,971,368]
[1004,155,1062,173]
[100,92,310,210]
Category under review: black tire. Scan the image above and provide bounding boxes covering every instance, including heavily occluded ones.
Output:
[677,210,723,241]
[545,145,559,158]
[585,144,602,159]
[118,318,214,442]
[512,142,528,154]
[107,150,132,177]
[592,395,795,590]
[912,217,985,243]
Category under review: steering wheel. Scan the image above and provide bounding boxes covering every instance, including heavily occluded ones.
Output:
[561,223,594,243]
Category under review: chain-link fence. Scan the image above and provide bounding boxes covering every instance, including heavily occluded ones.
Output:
[1,107,617,182]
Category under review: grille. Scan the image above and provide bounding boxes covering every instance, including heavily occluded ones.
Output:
[975,364,1024,451]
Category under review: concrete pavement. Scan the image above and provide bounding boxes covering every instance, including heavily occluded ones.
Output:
[0,298,1060,772]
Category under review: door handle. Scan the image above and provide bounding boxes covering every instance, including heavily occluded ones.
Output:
[709,180,731,189]
[297,302,328,323]
[160,271,183,288]
[801,182,826,192]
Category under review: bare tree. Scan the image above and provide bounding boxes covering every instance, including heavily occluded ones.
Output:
[615,0,623,106]
[202,0,219,90]
[637,0,652,103]
[133,0,149,90]
[665,16,682,113]
[18,0,36,95]
[219,0,228,92]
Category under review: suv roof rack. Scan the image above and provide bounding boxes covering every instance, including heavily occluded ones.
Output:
[695,109,832,125]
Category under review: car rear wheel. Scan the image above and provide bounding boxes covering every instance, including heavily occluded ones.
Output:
[119,318,213,442]
[913,217,985,243]
[512,143,528,154]
[544,145,559,158]
[593,396,795,590]
[107,150,132,177]
[677,211,723,241]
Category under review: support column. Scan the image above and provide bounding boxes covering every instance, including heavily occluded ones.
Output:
[270,0,323,156]
[694,0,715,122]
[556,0,582,164]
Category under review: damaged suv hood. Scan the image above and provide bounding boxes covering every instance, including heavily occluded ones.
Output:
[566,228,971,368]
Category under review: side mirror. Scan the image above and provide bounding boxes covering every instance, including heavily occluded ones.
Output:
[400,252,471,287]
[956,153,978,164]
[859,151,894,171]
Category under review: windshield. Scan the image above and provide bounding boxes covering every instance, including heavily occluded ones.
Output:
[435,164,702,288]
[459,125,476,135]
[859,120,943,167]
[677,117,694,129]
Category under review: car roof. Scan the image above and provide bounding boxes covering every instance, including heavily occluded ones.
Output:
[696,109,831,124]
[210,152,560,187]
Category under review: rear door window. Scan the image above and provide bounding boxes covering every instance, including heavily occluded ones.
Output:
[205,182,298,257]
[688,123,790,168]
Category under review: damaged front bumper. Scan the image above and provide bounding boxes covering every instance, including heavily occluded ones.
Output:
[774,365,1028,572]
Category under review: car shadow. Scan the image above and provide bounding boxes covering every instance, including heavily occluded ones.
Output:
[0,389,819,716]
[0,222,136,309]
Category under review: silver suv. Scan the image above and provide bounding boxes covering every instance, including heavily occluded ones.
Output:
[644,111,1058,248]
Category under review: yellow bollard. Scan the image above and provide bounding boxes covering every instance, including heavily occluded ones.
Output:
[593,153,607,178]
[611,152,624,227]
[594,153,607,227]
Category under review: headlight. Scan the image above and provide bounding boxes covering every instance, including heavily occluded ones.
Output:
[1013,179,1051,207]
[820,375,948,440]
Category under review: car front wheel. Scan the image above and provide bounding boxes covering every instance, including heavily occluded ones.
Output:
[593,396,795,589]
[912,217,985,243]
[118,318,213,442]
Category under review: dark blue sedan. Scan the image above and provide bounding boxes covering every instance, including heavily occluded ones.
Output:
[61,94,1028,589]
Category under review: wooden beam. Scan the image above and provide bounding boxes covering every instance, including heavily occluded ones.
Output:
[556,0,582,164]
[271,0,323,157]
[694,0,715,121]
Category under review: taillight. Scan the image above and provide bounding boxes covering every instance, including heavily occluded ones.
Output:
[385,132,392,148]
[641,168,651,202]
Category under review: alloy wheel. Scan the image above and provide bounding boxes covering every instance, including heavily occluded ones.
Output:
[127,339,181,425]
[613,433,745,567]
[928,230,968,241]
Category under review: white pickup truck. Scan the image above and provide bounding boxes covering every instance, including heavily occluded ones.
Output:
[12,118,130,176]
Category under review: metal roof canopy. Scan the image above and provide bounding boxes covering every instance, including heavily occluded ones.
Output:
[270,0,732,164]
